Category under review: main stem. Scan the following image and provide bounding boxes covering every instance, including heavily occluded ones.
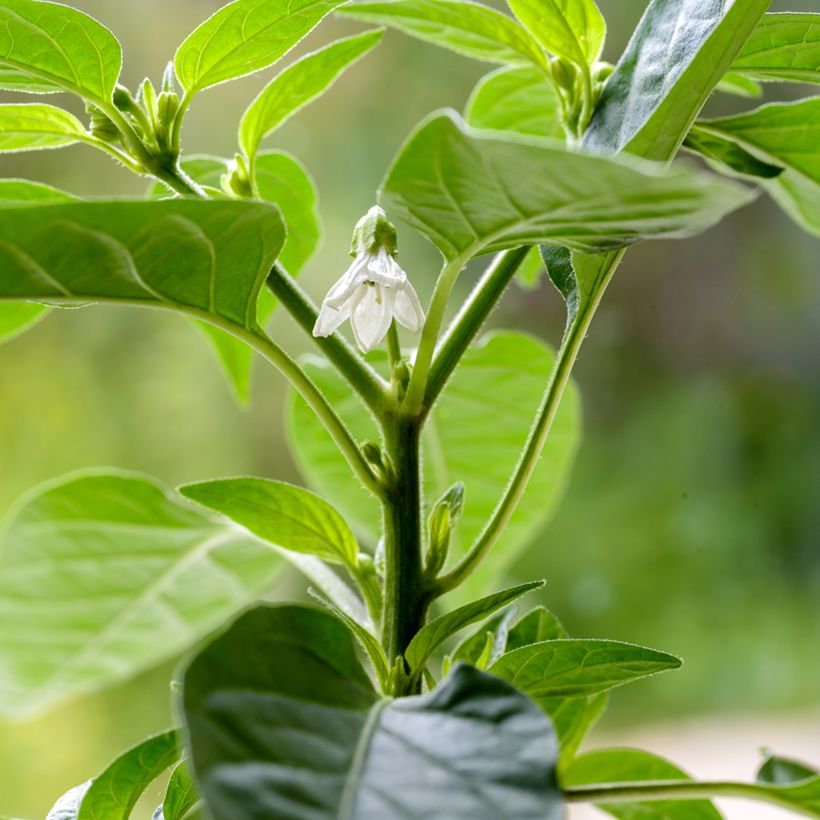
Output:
[381,412,426,685]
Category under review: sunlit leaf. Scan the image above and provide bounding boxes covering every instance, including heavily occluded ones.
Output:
[0,103,87,153]
[158,762,199,820]
[716,72,762,98]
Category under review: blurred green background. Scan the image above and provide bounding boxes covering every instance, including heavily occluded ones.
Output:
[0,0,818,815]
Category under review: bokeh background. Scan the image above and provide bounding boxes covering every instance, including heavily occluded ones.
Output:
[0,0,817,816]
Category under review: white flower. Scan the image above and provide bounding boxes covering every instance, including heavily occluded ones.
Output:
[313,207,425,353]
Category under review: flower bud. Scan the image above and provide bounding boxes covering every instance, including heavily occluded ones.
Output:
[222,154,253,198]
[350,205,398,257]
[424,483,464,578]
[548,57,578,96]
[161,61,177,94]
[86,105,120,143]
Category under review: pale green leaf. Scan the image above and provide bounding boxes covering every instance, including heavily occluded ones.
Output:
[404,580,543,672]
[0,302,48,345]
[515,245,546,288]
[451,607,517,668]
[339,0,546,68]
[380,111,755,263]
[583,0,771,160]
[0,199,284,335]
[0,103,87,153]
[0,0,122,104]
[180,477,359,567]
[490,639,682,700]
[175,0,346,94]
[182,604,563,819]
[289,332,581,597]
[465,65,563,139]
[563,748,723,819]
[0,178,76,202]
[78,731,180,820]
[716,72,762,98]
[240,29,383,160]
[507,0,605,66]
[0,471,285,717]
[732,13,820,85]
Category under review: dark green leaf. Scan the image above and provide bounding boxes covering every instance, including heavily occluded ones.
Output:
[465,65,564,139]
[507,0,605,66]
[732,13,820,85]
[289,332,581,597]
[563,748,723,819]
[0,103,87,152]
[78,731,180,820]
[160,762,199,820]
[180,477,359,567]
[381,111,754,262]
[0,0,121,104]
[404,580,544,672]
[0,471,284,717]
[583,0,771,160]
[240,30,383,160]
[684,127,784,179]
[490,639,682,699]
[175,0,346,94]
[758,753,818,785]
[182,604,563,819]
[338,0,546,67]
[0,199,284,334]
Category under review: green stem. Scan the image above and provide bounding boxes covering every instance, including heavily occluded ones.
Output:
[380,412,426,681]
[564,781,809,816]
[403,257,466,414]
[433,250,625,595]
[424,247,530,412]
[386,321,402,374]
[265,265,391,414]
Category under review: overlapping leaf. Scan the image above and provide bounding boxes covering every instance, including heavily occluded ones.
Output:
[0,104,87,153]
[380,111,754,262]
[0,472,285,716]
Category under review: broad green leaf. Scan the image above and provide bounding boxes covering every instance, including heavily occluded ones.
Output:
[338,0,546,68]
[289,332,581,596]
[490,639,681,700]
[0,471,285,717]
[0,302,48,345]
[507,605,567,648]
[0,103,87,153]
[240,30,383,160]
[732,13,820,85]
[563,748,723,819]
[404,580,543,672]
[182,604,563,819]
[77,731,180,820]
[160,763,199,820]
[759,754,819,786]
[716,72,762,98]
[583,0,771,161]
[465,65,564,139]
[507,0,605,66]
[545,692,607,762]
[380,111,755,263]
[684,127,783,179]
[696,98,820,238]
[175,0,346,94]
[180,477,359,567]
[0,199,284,334]
[0,0,122,104]
[0,178,76,202]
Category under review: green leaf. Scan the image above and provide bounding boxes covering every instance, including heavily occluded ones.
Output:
[147,156,229,199]
[515,245,546,288]
[180,477,359,567]
[759,753,819,786]
[380,111,755,263]
[490,639,682,700]
[696,98,820,238]
[289,332,581,596]
[716,72,762,98]
[0,471,285,717]
[159,762,199,820]
[404,580,544,672]
[0,178,76,202]
[507,605,567,647]
[544,692,607,762]
[0,0,122,104]
[451,607,517,667]
[0,302,48,345]
[583,0,771,161]
[338,0,546,68]
[175,0,346,94]
[239,30,382,160]
[182,604,563,819]
[77,731,180,820]
[507,0,605,66]
[563,748,723,819]
[465,65,564,139]
[684,127,784,179]
[0,198,284,334]
[0,103,87,153]
[732,13,820,85]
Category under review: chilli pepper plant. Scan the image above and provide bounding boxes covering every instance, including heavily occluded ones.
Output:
[0,0,818,818]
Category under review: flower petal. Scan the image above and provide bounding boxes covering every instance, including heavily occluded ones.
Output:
[313,298,353,337]
[365,248,407,288]
[351,284,394,353]
[324,255,369,309]
[393,280,425,333]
